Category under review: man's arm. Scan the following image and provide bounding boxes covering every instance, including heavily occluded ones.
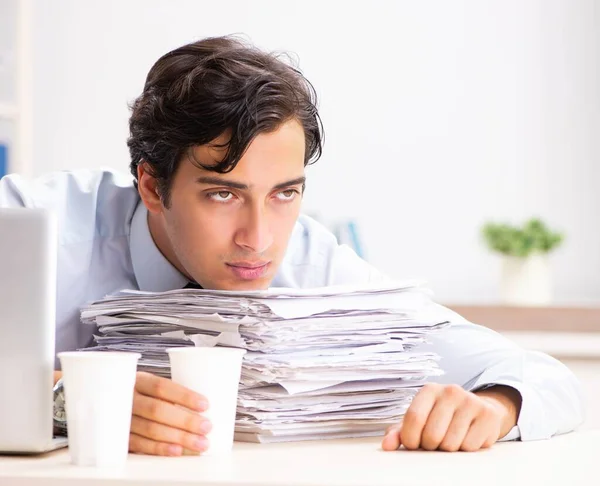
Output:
[475,384,522,437]
[320,240,584,450]
[423,305,584,440]
[381,305,584,451]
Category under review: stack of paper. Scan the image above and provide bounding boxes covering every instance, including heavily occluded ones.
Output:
[81,281,449,442]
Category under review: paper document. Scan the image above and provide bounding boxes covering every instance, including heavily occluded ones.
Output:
[81,281,449,442]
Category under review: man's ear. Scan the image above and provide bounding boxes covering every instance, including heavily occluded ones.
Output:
[137,162,163,214]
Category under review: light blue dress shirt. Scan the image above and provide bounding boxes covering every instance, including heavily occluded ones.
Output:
[0,169,584,442]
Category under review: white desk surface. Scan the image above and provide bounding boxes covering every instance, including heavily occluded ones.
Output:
[1,429,598,486]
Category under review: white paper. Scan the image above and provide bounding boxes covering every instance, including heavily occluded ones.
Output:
[80,280,448,443]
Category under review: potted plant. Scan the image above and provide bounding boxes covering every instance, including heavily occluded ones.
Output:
[482,218,564,305]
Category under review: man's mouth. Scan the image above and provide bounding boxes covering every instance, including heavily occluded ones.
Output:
[226,261,271,280]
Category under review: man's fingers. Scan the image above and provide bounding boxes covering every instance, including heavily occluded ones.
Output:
[129,432,183,457]
[460,410,501,452]
[130,415,210,454]
[381,427,402,451]
[400,384,441,450]
[420,398,457,451]
[132,392,211,435]
[135,372,208,412]
[438,400,478,452]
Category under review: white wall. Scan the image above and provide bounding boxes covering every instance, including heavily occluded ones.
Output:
[30,0,600,304]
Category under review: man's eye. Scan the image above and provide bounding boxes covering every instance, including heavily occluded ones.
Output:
[276,190,298,201]
[207,191,234,202]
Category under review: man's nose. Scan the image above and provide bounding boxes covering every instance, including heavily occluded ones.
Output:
[234,204,274,254]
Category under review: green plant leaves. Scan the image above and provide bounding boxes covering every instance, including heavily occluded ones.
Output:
[482,218,564,257]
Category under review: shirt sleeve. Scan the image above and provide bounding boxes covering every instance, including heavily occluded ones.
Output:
[327,243,585,441]
[422,305,585,440]
[0,173,31,207]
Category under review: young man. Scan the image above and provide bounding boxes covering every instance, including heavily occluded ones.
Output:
[0,36,583,456]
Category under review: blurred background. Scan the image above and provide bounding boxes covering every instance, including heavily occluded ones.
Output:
[1,0,598,428]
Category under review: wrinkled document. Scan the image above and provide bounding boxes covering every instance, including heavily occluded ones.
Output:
[81,281,450,442]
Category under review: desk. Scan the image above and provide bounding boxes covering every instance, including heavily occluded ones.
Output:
[445,304,600,361]
[445,304,600,333]
[1,430,597,486]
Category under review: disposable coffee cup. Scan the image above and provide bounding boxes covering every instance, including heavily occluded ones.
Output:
[167,346,246,454]
[57,351,140,468]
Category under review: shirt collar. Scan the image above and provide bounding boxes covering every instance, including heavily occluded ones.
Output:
[129,201,189,292]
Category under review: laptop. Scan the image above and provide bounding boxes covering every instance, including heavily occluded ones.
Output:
[0,208,68,453]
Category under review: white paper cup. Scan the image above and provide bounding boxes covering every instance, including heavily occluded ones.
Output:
[58,351,140,468]
[167,346,246,454]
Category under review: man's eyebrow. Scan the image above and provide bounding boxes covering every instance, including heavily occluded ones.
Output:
[272,177,306,191]
[195,176,306,191]
[196,176,248,190]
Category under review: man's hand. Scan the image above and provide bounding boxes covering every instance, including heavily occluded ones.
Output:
[382,383,521,452]
[129,372,211,456]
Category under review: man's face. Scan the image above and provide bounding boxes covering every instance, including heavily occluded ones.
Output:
[145,119,306,290]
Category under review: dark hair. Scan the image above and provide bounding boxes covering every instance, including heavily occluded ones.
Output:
[127,35,323,205]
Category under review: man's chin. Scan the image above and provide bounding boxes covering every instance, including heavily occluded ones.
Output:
[207,276,273,291]
[227,278,272,291]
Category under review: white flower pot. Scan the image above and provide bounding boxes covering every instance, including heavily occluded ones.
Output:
[500,253,552,306]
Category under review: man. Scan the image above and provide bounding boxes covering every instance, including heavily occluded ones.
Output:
[0,36,583,456]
